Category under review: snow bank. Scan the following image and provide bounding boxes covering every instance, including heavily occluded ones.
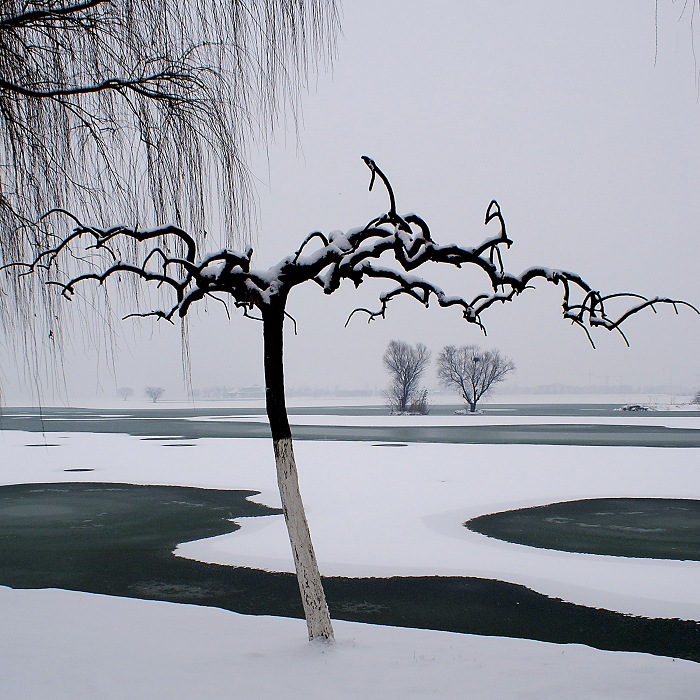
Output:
[1,586,698,700]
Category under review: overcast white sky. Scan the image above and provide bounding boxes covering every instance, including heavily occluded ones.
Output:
[3,1,699,403]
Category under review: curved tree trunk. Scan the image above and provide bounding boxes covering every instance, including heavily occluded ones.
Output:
[262,304,334,642]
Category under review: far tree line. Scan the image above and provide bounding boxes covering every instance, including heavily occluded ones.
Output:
[383,340,515,414]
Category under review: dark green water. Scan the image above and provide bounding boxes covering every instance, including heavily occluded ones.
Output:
[2,404,700,447]
[466,498,700,561]
[1,483,698,662]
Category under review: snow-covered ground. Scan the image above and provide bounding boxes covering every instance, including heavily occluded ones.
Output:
[1,411,699,698]
[2,586,698,700]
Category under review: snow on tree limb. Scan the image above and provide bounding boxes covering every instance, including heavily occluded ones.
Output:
[6,157,697,342]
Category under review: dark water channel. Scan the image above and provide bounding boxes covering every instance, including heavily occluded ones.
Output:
[2,404,700,447]
[1,483,698,662]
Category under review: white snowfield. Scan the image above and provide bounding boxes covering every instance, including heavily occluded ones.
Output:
[4,585,699,700]
[2,586,699,700]
[1,416,698,699]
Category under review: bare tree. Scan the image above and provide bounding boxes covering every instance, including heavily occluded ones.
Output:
[8,156,696,643]
[437,345,515,413]
[144,386,164,403]
[117,386,133,402]
[383,340,431,414]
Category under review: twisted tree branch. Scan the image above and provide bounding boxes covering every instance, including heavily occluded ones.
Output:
[9,157,695,345]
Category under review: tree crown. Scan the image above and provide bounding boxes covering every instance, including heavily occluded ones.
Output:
[7,157,697,347]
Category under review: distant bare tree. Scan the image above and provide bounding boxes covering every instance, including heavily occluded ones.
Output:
[693,390,700,405]
[383,341,431,414]
[144,386,164,403]
[437,345,515,412]
[117,386,133,402]
[9,156,696,644]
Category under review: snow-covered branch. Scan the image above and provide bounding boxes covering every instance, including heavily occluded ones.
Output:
[12,158,697,338]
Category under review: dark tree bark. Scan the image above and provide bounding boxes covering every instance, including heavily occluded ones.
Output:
[263,304,292,441]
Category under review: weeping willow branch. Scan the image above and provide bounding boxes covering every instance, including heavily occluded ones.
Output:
[0,0,340,341]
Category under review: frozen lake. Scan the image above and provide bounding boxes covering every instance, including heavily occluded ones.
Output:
[3,402,700,447]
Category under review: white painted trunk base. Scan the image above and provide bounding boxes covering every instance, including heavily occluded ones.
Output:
[273,436,335,642]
